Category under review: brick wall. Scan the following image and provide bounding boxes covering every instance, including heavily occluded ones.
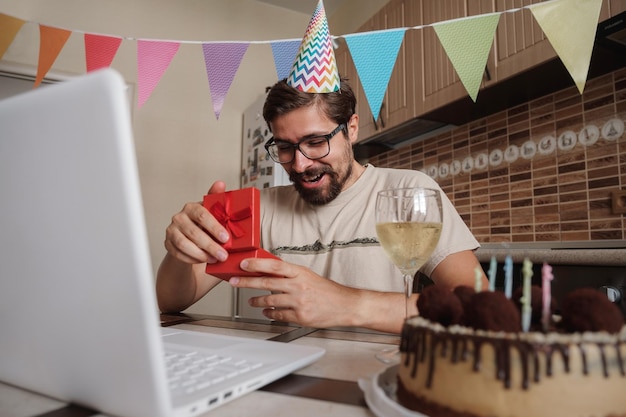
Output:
[367,68,626,244]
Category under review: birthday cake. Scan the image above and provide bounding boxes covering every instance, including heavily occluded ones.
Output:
[397,285,626,417]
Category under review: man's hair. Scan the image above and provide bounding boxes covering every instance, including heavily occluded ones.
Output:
[262,77,356,129]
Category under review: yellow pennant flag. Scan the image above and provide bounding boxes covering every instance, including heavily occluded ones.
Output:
[0,14,25,60]
[34,25,72,88]
[528,0,602,94]
[433,13,501,102]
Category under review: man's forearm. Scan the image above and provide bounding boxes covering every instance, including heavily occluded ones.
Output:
[156,254,199,313]
[351,289,419,334]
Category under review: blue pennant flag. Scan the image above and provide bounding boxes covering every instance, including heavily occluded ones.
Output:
[344,28,406,120]
[270,40,301,81]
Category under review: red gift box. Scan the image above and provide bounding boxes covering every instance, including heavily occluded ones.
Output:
[202,188,279,280]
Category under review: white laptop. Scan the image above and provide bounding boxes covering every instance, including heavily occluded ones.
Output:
[0,68,324,417]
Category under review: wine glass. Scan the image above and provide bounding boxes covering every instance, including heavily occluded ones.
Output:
[375,187,443,363]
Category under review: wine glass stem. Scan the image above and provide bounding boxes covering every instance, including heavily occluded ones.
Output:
[404,274,413,318]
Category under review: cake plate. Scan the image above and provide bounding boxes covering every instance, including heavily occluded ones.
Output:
[358,365,427,417]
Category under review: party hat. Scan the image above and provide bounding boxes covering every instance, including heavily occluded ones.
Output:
[287,0,340,93]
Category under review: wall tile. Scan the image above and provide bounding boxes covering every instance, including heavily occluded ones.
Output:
[367,69,626,244]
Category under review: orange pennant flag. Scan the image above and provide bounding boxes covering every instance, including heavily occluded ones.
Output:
[34,25,72,88]
[0,14,26,60]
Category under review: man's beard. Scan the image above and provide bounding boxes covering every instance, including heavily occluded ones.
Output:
[289,163,353,206]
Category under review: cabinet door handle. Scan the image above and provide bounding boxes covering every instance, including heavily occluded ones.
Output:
[484,64,492,82]
[372,103,386,131]
[374,102,386,130]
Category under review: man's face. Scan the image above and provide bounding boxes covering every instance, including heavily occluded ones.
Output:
[269,106,357,205]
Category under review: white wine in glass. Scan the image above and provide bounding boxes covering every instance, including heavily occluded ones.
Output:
[375,187,443,363]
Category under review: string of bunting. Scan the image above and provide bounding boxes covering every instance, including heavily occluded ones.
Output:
[0,0,602,120]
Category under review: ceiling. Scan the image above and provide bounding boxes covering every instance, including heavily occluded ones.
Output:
[254,0,348,17]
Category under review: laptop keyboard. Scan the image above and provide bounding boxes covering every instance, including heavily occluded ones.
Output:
[164,348,263,396]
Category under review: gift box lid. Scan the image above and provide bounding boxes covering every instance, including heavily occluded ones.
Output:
[202,187,260,252]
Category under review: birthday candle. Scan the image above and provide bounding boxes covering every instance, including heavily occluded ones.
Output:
[488,255,497,291]
[503,255,513,299]
[521,258,533,332]
[474,266,483,292]
[542,262,554,331]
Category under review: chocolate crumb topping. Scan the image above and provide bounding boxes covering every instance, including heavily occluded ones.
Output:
[418,285,463,326]
[464,291,522,332]
[560,288,624,334]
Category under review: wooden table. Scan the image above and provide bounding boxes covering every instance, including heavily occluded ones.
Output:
[1,314,400,417]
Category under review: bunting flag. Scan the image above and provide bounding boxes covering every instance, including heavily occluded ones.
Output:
[202,42,249,119]
[528,0,602,94]
[34,25,72,88]
[270,39,301,80]
[0,14,25,60]
[344,28,406,120]
[136,40,180,108]
[84,33,122,72]
[0,1,605,112]
[433,13,501,102]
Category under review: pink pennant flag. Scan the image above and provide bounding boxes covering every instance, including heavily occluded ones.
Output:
[84,33,122,72]
[35,25,72,88]
[202,42,249,119]
[137,40,180,108]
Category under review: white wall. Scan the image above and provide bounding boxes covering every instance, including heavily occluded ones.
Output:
[0,0,387,316]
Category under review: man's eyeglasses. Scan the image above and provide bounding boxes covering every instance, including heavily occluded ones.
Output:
[264,124,346,164]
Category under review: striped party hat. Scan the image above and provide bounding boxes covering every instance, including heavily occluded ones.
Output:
[287,0,340,93]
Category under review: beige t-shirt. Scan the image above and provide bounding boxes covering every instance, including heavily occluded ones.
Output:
[259,164,479,293]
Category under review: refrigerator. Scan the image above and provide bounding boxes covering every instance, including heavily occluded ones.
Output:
[240,94,290,190]
[235,93,291,320]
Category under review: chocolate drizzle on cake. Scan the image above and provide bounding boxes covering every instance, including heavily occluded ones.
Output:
[546,343,570,376]
[618,345,625,376]
[401,317,626,391]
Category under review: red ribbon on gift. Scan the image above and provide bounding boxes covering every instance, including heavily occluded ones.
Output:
[209,193,252,248]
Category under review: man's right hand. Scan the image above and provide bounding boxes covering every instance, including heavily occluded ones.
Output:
[163,180,231,265]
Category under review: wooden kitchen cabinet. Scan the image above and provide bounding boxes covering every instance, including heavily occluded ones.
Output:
[608,0,626,16]
[493,0,556,84]
[420,1,499,113]
[419,0,626,113]
[333,10,375,140]
[351,8,379,140]
[382,0,417,135]
[482,0,625,87]
[337,0,626,143]
[405,0,425,121]
[334,38,363,121]
[336,0,418,142]
[337,0,499,140]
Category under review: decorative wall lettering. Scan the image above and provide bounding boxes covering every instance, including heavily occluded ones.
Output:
[424,118,624,178]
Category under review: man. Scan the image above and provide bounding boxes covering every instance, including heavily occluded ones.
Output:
[156,78,486,334]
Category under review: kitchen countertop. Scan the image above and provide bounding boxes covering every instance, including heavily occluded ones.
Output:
[3,314,399,417]
[475,241,626,266]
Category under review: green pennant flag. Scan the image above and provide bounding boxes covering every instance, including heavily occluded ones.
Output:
[528,0,602,94]
[433,13,501,102]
